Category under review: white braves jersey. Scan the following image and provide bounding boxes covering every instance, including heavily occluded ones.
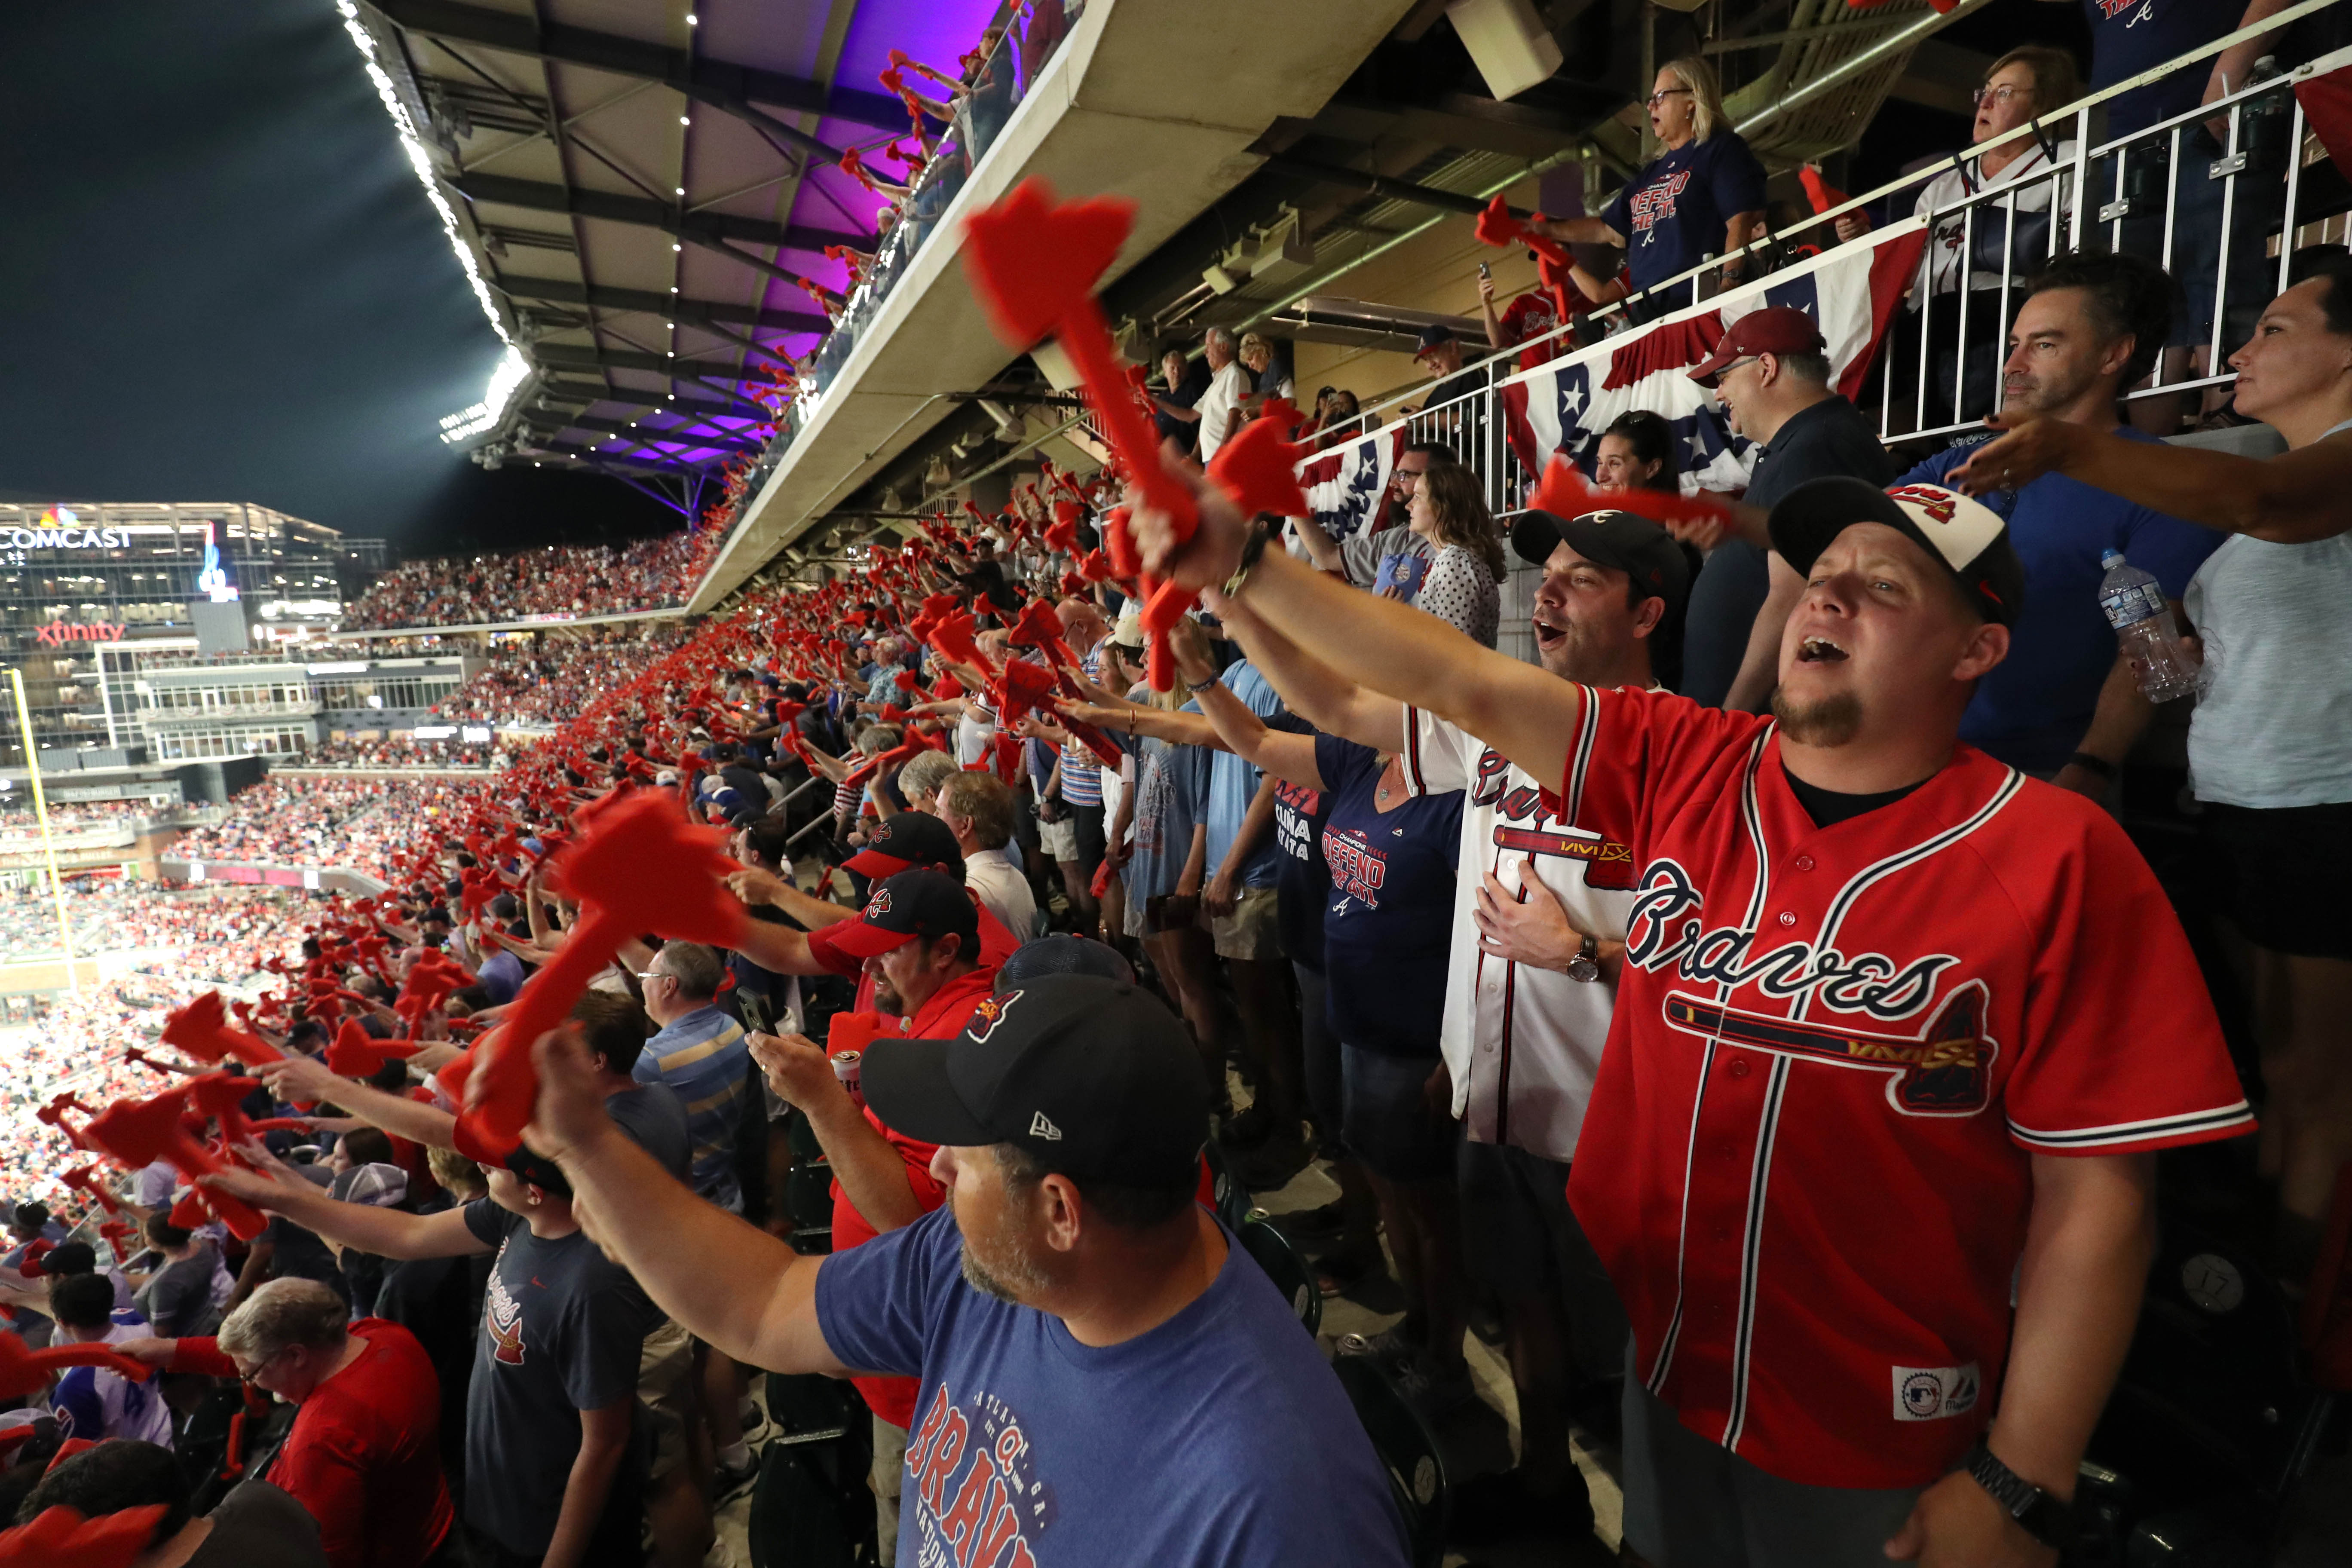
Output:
[1402,704,1641,1161]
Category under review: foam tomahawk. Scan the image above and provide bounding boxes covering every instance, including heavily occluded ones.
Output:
[447,789,751,1163]
[960,179,1307,690]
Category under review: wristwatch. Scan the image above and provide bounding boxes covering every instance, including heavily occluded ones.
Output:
[1964,1440,2077,1551]
[1564,932,1601,984]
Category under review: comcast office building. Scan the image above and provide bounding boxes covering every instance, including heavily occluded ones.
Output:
[0,501,384,764]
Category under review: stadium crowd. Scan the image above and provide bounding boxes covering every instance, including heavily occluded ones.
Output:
[303,736,500,771]
[433,631,692,730]
[10,26,2352,1568]
[171,778,475,881]
[339,534,719,631]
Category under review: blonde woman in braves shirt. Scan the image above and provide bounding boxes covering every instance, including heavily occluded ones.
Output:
[1203,505,1690,1551]
[1137,466,2251,1566]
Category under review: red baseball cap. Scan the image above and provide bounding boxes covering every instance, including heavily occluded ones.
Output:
[1688,307,1827,388]
[808,868,981,962]
[842,811,961,879]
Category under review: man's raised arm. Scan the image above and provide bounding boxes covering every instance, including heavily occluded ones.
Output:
[1136,462,1580,790]
[524,1026,845,1376]
[1210,590,1403,751]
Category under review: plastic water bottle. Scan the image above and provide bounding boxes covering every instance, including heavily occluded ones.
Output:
[2098,550,2197,702]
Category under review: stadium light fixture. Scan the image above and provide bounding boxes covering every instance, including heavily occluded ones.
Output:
[681,116,692,126]
[333,1,510,352]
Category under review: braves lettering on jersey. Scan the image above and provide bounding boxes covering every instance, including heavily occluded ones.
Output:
[1555,686,2251,1488]
[1403,704,1641,1161]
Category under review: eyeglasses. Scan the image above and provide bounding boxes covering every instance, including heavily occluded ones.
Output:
[634,970,676,986]
[1972,84,2029,108]
[1645,87,1693,108]
[237,1347,289,1388]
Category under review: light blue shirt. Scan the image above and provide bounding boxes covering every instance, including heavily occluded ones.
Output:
[1206,662,1285,889]
[632,1004,751,1210]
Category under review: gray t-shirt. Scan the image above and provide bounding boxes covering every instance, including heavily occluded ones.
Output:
[2184,417,2352,807]
[143,1246,223,1339]
[460,1201,660,1555]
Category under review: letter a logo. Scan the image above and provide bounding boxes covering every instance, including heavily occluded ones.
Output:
[1028,1111,1063,1141]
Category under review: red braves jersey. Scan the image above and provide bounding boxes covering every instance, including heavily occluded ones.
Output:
[1558,687,2251,1488]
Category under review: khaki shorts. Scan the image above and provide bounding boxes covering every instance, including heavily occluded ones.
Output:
[637,1317,695,1480]
[1209,884,1283,961]
[1040,815,1078,861]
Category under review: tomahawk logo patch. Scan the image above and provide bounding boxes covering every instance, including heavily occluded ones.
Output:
[864,888,892,918]
[966,989,1023,1043]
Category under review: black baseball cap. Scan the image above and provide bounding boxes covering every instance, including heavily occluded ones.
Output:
[862,976,1208,1187]
[995,934,1135,988]
[1767,478,2026,627]
[810,867,980,962]
[842,811,961,879]
[1510,508,1692,615]
[1413,323,1456,356]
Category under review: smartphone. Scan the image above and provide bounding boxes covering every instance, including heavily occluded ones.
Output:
[1477,261,1492,281]
[738,992,771,1036]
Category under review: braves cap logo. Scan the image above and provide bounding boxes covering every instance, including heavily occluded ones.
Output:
[1886,484,1957,525]
[864,888,892,919]
[966,989,1023,1043]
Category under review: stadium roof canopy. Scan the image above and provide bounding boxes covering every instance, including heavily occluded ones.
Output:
[341,0,998,509]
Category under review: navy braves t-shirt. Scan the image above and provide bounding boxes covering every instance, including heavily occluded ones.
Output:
[1901,430,2223,772]
[1268,716,1335,971]
[2082,0,2234,138]
[815,1204,1411,1568]
[1315,735,1462,1056]
[1604,132,1770,297]
[460,1201,660,1555]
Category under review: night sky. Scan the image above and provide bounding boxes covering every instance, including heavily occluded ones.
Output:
[0,0,675,559]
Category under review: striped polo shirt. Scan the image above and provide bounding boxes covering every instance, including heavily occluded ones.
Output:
[632,1004,752,1210]
[1058,645,1105,807]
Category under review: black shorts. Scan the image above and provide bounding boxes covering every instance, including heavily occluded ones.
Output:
[1069,802,1107,876]
[2201,799,2352,959]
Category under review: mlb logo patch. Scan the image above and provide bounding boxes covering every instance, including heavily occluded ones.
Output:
[1891,1363,1980,1422]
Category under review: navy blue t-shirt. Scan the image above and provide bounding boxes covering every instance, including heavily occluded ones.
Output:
[1902,429,2223,772]
[2083,0,2233,138]
[1268,716,1334,971]
[1314,735,1461,1056]
[814,1204,1410,1568]
[1604,132,1770,296]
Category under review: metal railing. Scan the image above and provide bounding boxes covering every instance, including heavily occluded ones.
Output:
[1329,11,2352,455]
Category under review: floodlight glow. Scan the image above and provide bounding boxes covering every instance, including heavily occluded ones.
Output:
[437,346,533,446]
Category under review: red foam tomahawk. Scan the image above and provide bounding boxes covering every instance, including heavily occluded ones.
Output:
[159,992,284,1071]
[450,789,752,1162]
[0,1332,157,1401]
[1798,165,1848,216]
[1528,452,1734,539]
[80,1087,268,1241]
[0,1504,169,1568]
[961,178,1306,689]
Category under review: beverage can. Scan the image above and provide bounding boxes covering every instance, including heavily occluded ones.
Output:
[832,1050,862,1102]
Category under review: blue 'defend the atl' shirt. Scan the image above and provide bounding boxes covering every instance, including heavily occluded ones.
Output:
[1603,131,1769,297]
[1315,734,1462,1057]
[815,1204,1410,1568]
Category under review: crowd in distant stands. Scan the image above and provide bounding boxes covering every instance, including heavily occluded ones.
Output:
[0,802,171,837]
[302,736,499,771]
[338,534,714,630]
[432,628,691,728]
[171,777,472,879]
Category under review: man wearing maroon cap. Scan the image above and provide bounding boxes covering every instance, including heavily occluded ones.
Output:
[741,867,1000,1557]
[1680,306,1896,711]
